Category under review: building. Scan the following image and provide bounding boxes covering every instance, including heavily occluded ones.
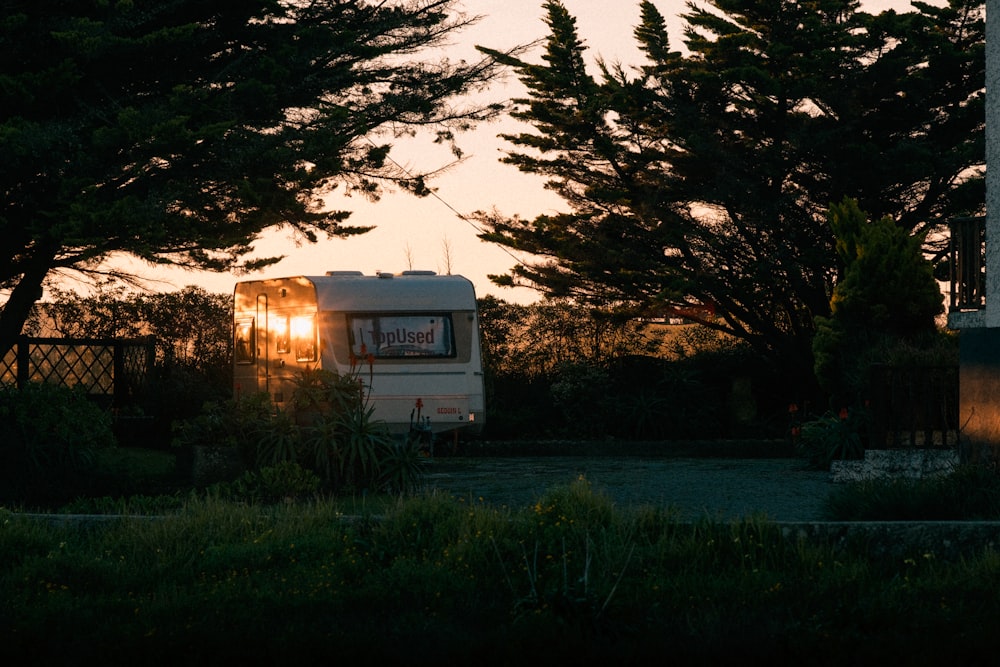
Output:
[947,0,998,463]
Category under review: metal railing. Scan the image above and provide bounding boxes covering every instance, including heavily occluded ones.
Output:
[867,363,959,448]
[949,215,986,312]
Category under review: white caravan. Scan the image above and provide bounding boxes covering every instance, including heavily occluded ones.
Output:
[233,271,484,435]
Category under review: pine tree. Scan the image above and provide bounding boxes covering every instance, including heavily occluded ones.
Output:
[813,198,945,405]
[0,0,504,340]
[474,0,983,380]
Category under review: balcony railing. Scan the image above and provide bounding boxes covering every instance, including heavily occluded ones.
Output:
[949,216,985,312]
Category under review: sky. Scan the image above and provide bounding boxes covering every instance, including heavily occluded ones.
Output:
[95,0,926,304]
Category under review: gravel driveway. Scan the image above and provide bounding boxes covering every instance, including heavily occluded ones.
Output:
[421,457,833,522]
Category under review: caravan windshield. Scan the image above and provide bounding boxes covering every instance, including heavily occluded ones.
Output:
[348,313,454,358]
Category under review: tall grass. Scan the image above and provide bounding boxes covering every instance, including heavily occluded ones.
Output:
[824,464,1000,520]
[3,479,1000,665]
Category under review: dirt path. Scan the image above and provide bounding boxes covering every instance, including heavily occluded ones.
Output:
[420,457,833,522]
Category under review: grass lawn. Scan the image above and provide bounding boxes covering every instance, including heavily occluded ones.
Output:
[4,476,1000,665]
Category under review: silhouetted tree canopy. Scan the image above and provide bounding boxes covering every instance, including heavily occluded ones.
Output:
[476,0,983,382]
[0,0,506,340]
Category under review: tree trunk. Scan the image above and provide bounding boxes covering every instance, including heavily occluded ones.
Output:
[0,244,58,343]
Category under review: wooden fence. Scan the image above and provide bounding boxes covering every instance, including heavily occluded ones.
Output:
[0,336,156,409]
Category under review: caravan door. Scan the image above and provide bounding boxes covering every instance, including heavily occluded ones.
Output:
[234,294,270,395]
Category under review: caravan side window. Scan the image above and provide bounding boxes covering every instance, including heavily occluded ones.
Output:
[348,313,455,359]
[274,316,290,354]
[290,314,317,362]
[234,318,255,364]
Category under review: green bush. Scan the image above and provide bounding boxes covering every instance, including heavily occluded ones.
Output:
[378,436,428,496]
[814,199,945,408]
[824,465,1000,521]
[254,409,301,467]
[58,493,186,515]
[209,461,321,504]
[483,374,553,438]
[796,408,867,469]
[288,367,363,417]
[172,369,418,496]
[0,383,115,500]
[478,295,792,440]
[549,362,612,438]
[170,392,273,452]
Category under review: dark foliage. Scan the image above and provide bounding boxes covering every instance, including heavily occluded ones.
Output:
[475,0,983,381]
[0,0,505,340]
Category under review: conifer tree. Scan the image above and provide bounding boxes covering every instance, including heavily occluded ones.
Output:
[813,198,945,405]
[476,0,983,381]
[0,0,505,340]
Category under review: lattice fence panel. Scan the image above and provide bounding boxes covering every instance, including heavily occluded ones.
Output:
[0,337,155,406]
[0,344,14,386]
[28,341,115,393]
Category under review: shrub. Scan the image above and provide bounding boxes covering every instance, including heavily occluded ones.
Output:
[824,464,1000,521]
[288,367,363,418]
[253,409,301,468]
[549,362,612,438]
[378,436,428,496]
[173,368,417,496]
[171,392,273,452]
[483,373,553,438]
[209,461,321,504]
[796,408,867,469]
[609,357,715,440]
[58,493,186,515]
[335,403,395,492]
[0,383,115,500]
[814,199,944,408]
